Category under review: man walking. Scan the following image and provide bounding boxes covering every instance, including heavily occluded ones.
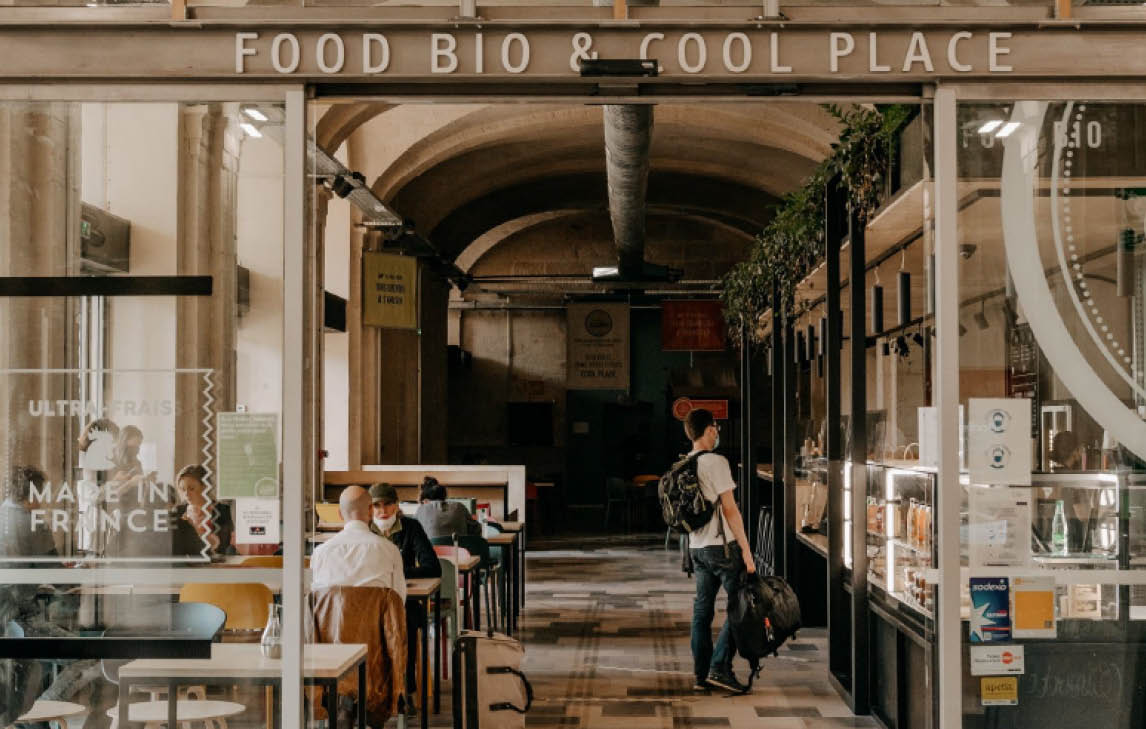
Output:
[684,408,755,694]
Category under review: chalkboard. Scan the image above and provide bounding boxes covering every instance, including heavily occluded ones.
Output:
[974,642,1146,729]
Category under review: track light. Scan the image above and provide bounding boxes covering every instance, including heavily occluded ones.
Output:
[912,329,924,347]
[331,171,366,199]
[871,284,884,335]
[959,321,968,337]
[898,270,912,326]
[974,301,990,330]
[1118,228,1136,297]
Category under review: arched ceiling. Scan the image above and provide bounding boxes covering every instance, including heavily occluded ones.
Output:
[321,100,839,289]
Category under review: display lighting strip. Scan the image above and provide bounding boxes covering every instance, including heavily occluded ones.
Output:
[843,461,852,569]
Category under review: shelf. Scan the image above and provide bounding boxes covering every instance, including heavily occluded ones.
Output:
[888,538,931,558]
[1032,552,1117,565]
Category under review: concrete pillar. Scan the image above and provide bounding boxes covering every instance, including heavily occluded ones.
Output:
[175,104,240,472]
[0,102,80,487]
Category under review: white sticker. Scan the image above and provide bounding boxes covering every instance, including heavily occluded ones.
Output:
[971,644,1025,676]
[235,498,281,545]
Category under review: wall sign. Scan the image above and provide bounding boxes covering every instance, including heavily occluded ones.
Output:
[662,300,726,351]
[363,252,418,330]
[567,302,629,390]
[969,398,1032,485]
[235,498,281,545]
[968,485,1032,567]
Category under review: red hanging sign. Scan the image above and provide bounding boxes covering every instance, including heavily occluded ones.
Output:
[662,300,726,351]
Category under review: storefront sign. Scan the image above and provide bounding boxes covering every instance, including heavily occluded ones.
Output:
[5,26,1146,81]
[217,413,280,500]
[971,645,1026,676]
[662,300,726,351]
[981,676,1019,706]
[672,397,729,421]
[968,398,1032,485]
[363,252,418,330]
[567,302,629,390]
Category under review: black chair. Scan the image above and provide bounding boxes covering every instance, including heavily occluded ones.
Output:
[432,535,501,632]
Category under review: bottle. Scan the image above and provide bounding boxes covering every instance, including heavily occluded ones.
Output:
[1052,500,1069,555]
[906,499,917,545]
[260,603,282,659]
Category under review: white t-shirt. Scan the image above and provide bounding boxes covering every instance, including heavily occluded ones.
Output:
[687,451,737,549]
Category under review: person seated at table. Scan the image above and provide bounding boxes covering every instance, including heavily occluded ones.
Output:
[413,476,482,539]
[370,483,440,706]
[312,485,406,601]
[171,464,234,557]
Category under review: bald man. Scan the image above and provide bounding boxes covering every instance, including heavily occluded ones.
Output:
[311,485,406,600]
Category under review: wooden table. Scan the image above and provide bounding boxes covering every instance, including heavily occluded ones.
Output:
[117,643,367,729]
[486,532,519,635]
[405,577,441,728]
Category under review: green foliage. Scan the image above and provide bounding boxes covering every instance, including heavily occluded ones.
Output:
[721,104,913,347]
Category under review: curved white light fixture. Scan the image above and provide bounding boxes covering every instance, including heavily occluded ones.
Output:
[1000,101,1146,461]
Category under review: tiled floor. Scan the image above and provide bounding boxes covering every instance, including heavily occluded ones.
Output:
[486,535,876,729]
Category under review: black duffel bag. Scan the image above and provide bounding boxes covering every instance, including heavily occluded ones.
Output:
[729,572,802,689]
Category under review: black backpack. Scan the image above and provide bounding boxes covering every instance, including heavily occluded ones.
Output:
[658,451,716,533]
[729,572,802,688]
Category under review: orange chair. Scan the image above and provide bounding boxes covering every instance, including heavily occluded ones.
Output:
[240,556,283,568]
[179,583,273,632]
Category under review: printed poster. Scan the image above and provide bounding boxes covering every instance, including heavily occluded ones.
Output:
[969,398,1032,485]
[969,577,1012,643]
[235,498,281,545]
[968,485,1033,567]
[217,413,279,500]
[566,302,630,390]
[1012,576,1057,639]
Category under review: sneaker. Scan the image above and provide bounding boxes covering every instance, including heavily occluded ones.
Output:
[692,680,711,692]
[706,669,749,695]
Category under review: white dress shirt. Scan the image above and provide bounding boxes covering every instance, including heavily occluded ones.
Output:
[310,520,407,601]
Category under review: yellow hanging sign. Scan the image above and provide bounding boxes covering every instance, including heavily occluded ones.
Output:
[363,252,418,330]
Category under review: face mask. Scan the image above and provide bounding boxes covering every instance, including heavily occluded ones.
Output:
[713,433,720,450]
[374,515,397,532]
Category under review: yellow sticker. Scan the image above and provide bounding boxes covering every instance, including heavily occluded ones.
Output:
[981,676,1018,706]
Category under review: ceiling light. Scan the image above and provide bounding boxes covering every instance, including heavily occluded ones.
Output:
[977,120,1003,135]
[239,123,262,138]
[996,122,1021,138]
[243,108,268,122]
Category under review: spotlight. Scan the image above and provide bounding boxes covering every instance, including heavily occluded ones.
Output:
[896,335,909,358]
[912,330,924,347]
[974,301,989,330]
[881,340,891,357]
[959,322,968,337]
[331,171,365,199]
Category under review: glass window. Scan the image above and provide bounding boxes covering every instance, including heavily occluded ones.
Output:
[0,99,292,725]
[956,98,1146,728]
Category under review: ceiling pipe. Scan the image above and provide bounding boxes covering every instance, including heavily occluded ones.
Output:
[603,105,652,279]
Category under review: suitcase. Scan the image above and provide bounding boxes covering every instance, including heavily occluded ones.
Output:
[452,629,533,729]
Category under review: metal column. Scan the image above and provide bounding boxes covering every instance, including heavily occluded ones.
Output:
[825,175,851,694]
[739,328,756,543]
[934,86,962,729]
[782,309,797,581]
[847,202,871,715]
[770,297,786,574]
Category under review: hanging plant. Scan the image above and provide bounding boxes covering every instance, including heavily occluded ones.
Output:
[722,104,913,347]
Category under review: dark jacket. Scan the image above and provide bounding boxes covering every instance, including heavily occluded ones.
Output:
[171,501,235,556]
[384,515,442,580]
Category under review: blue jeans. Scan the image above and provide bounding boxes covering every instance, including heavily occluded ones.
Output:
[690,543,743,682]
